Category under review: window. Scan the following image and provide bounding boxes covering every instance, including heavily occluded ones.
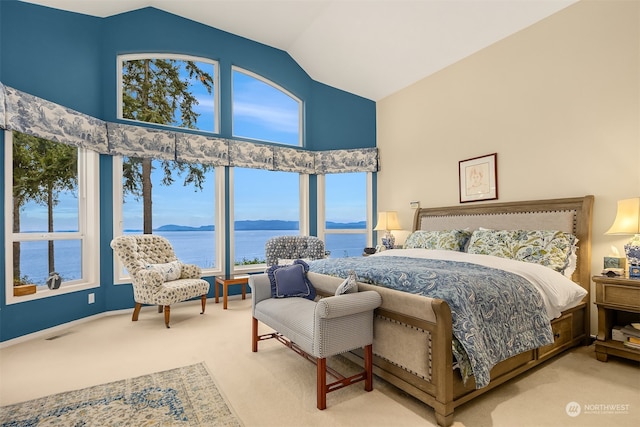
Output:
[113,156,222,281]
[232,168,305,271]
[319,172,372,258]
[232,67,302,145]
[4,131,100,303]
[118,54,218,133]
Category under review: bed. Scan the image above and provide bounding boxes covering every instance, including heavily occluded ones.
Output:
[306,195,594,426]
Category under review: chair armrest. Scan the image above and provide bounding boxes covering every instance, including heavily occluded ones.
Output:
[314,290,381,319]
[180,263,202,279]
[134,269,164,288]
[249,274,272,306]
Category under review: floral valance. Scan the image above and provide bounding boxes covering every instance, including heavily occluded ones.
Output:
[2,84,109,153]
[0,83,6,130]
[107,122,175,161]
[0,84,378,174]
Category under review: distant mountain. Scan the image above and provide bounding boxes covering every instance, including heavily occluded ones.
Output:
[326,221,366,229]
[234,220,298,230]
[147,220,366,232]
[156,224,215,231]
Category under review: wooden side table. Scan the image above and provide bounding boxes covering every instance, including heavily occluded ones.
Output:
[215,274,249,309]
[593,275,640,362]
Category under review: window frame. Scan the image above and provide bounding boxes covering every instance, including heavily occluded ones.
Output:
[317,172,373,249]
[111,156,225,283]
[230,168,309,274]
[231,66,303,147]
[4,130,101,304]
[116,53,220,134]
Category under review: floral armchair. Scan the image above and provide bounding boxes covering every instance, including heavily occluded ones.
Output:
[110,234,210,328]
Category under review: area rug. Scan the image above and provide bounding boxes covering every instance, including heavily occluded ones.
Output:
[0,362,242,426]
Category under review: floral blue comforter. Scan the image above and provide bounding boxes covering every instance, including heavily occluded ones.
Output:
[308,255,554,389]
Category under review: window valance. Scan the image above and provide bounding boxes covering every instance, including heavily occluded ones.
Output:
[2,83,109,153]
[0,83,378,174]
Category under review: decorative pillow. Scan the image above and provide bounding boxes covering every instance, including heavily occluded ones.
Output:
[466,229,514,258]
[335,270,359,296]
[510,230,576,273]
[266,259,316,300]
[145,260,182,281]
[404,230,472,251]
[467,229,577,273]
[563,240,579,278]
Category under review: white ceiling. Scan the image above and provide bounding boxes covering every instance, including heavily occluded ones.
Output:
[21,0,578,101]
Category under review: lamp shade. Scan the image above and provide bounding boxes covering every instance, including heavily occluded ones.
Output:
[605,198,640,235]
[374,211,402,231]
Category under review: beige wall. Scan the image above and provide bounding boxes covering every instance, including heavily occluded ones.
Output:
[376,0,639,334]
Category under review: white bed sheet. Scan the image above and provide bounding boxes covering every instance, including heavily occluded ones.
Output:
[372,248,587,319]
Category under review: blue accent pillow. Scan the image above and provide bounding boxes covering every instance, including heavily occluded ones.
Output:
[266,259,316,300]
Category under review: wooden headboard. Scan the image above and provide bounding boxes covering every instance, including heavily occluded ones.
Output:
[412,196,594,295]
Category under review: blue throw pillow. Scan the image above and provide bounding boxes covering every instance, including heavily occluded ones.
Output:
[266,259,316,300]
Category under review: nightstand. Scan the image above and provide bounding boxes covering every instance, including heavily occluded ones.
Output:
[593,275,640,362]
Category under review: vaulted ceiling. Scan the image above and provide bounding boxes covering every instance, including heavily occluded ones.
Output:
[21,0,578,101]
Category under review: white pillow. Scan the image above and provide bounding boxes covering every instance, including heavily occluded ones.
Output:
[146,260,182,281]
[335,271,358,295]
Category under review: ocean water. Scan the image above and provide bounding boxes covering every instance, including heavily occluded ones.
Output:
[16,230,366,285]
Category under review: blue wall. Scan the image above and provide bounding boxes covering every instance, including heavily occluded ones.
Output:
[0,1,376,341]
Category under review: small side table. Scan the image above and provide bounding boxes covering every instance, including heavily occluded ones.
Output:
[593,275,640,362]
[215,274,249,309]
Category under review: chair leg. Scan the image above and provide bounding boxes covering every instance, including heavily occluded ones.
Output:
[158,305,163,313]
[200,294,207,314]
[364,344,373,392]
[317,357,327,410]
[252,317,258,352]
[164,305,170,328]
[132,303,142,321]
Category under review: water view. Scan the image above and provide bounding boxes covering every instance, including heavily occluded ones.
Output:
[16,230,366,286]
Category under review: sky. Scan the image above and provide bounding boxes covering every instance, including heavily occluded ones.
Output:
[17,59,365,231]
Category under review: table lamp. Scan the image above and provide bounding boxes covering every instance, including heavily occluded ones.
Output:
[605,197,640,277]
[374,211,402,250]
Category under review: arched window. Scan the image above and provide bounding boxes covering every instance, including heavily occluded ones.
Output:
[118,54,218,133]
[232,67,302,146]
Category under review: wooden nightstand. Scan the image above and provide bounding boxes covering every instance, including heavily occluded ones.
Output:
[593,275,640,362]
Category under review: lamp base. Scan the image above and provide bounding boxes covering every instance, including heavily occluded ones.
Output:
[624,234,640,266]
[382,232,395,250]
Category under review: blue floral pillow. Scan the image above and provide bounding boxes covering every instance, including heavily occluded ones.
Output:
[466,229,513,258]
[467,229,576,273]
[510,230,576,273]
[404,230,472,251]
[266,259,316,300]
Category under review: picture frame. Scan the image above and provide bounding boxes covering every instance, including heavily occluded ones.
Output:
[459,153,498,203]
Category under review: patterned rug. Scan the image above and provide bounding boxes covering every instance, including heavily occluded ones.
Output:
[0,363,242,426]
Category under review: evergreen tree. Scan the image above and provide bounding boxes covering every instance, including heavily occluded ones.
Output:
[12,132,77,283]
[121,58,214,233]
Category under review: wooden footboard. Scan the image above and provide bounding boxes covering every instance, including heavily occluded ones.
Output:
[309,195,593,426]
[341,298,589,427]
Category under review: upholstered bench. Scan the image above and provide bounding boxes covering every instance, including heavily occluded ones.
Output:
[250,272,382,409]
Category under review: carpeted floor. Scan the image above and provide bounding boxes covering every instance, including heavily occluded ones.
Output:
[0,363,241,426]
[1,298,638,426]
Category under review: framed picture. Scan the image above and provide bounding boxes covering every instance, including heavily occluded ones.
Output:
[459,153,498,203]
